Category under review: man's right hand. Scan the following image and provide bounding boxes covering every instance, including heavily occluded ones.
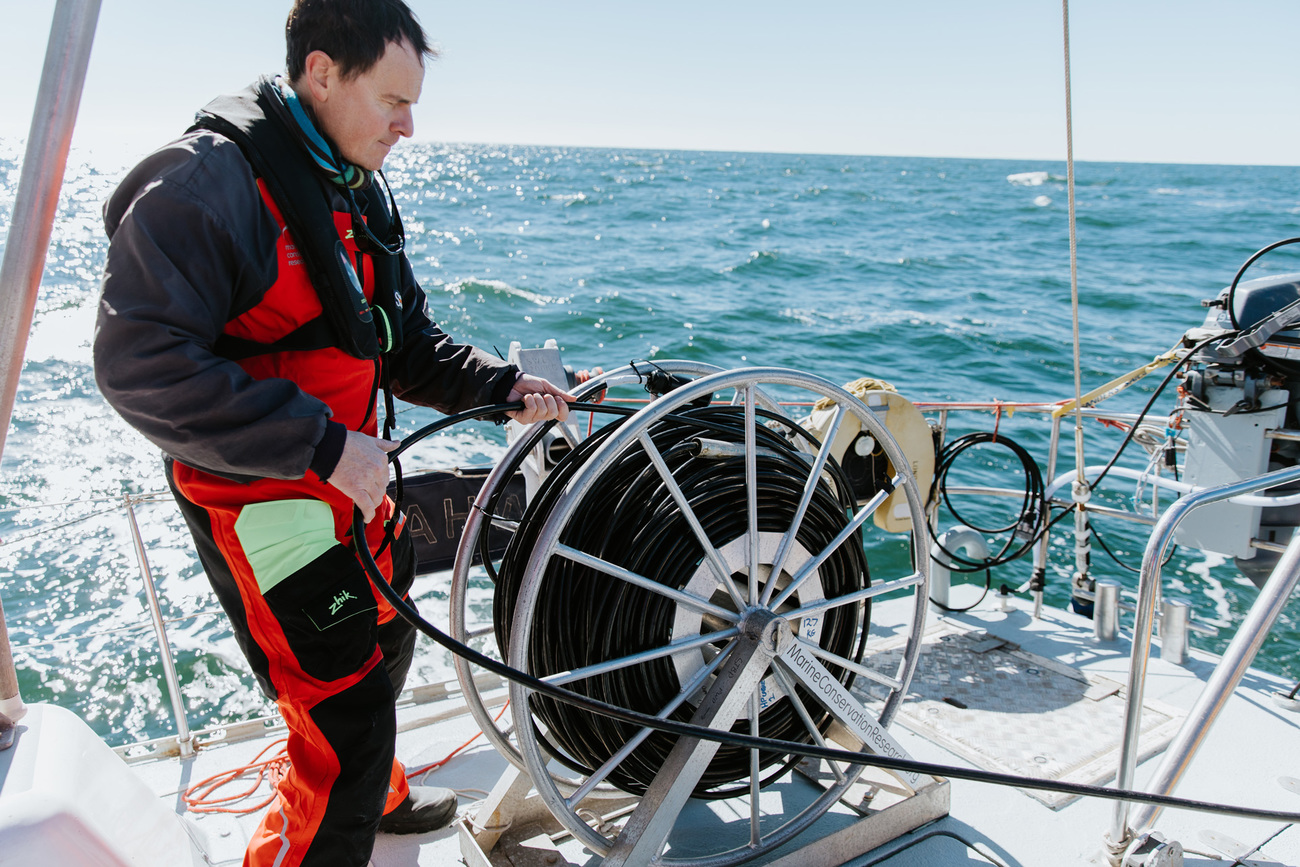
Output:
[327,431,400,523]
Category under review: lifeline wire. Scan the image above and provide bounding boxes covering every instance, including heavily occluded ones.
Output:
[352,401,1300,827]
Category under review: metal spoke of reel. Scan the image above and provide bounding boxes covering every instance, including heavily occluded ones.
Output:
[449,361,787,778]
[502,368,930,866]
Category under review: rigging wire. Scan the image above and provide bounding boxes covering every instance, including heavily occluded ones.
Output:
[1061,0,1085,491]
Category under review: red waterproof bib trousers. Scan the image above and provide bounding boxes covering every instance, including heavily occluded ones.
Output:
[168,182,417,867]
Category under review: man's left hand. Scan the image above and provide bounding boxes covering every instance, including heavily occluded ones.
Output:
[507,373,575,424]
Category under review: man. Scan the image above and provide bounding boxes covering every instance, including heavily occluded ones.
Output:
[93,2,570,865]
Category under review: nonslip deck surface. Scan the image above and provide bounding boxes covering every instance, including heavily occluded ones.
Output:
[125,596,1300,866]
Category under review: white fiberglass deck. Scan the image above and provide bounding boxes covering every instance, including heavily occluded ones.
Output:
[120,593,1300,867]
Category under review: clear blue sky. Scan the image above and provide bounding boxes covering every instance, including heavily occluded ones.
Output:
[5,0,1298,168]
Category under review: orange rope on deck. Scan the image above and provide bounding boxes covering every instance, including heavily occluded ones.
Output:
[181,737,289,815]
[405,700,510,780]
[181,702,511,813]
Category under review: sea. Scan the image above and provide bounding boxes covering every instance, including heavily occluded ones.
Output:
[1,141,1299,747]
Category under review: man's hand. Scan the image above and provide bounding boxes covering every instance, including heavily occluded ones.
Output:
[327,431,400,523]
[508,373,575,424]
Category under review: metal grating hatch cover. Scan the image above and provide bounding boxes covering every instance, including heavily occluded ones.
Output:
[857,622,1185,808]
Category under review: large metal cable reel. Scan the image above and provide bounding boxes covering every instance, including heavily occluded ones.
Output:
[449,361,787,776]
[453,366,930,865]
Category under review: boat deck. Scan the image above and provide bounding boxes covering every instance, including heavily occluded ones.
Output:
[126,594,1300,866]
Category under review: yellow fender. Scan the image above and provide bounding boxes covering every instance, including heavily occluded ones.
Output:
[803,385,934,534]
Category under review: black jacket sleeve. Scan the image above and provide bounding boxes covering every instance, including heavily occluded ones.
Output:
[94,133,334,480]
[385,256,519,414]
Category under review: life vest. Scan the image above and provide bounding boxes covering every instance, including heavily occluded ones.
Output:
[190,77,404,361]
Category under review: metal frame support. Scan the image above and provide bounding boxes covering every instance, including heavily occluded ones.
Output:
[1128,529,1300,833]
[0,0,103,731]
[602,610,780,866]
[1105,465,1300,863]
[125,496,194,758]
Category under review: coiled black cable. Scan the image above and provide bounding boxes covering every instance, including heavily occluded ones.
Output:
[492,404,869,797]
[355,400,1300,827]
[930,432,1045,574]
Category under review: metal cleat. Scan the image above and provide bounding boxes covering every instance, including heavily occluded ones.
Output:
[1124,831,1184,867]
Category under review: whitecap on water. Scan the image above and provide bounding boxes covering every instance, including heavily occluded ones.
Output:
[1034,195,1052,207]
[1186,551,1232,623]
[1007,171,1050,186]
[440,278,563,306]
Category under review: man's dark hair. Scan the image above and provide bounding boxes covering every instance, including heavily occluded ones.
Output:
[286,0,436,81]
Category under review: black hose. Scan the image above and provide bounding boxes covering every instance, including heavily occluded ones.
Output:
[352,401,1300,826]
[492,403,868,797]
[1226,236,1300,329]
[930,432,1045,574]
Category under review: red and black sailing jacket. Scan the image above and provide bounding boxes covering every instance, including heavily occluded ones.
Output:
[95,81,518,542]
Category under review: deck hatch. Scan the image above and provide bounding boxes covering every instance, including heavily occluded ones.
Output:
[859,623,1186,808]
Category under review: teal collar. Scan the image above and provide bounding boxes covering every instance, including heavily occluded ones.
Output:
[271,75,371,190]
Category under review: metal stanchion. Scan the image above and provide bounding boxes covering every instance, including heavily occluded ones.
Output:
[125,496,194,758]
[0,0,104,740]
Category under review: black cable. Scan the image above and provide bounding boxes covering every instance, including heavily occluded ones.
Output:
[350,496,1300,823]
[1011,333,1230,578]
[926,432,1043,612]
[1088,333,1228,492]
[1090,519,1177,575]
[1021,333,1227,582]
[930,432,1045,573]
[351,401,1300,826]
[493,403,867,797]
[1226,236,1300,330]
[926,571,992,613]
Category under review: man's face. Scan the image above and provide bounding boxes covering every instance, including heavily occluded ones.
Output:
[311,39,424,171]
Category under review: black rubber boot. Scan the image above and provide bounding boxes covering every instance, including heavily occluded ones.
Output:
[377,785,458,834]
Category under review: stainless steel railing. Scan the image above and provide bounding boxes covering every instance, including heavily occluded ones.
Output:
[1104,465,1300,863]
[124,495,194,758]
[0,0,103,732]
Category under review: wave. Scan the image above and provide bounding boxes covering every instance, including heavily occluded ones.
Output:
[541,191,602,207]
[439,278,565,306]
[721,250,818,279]
[1007,171,1055,186]
[723,250,779,274]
